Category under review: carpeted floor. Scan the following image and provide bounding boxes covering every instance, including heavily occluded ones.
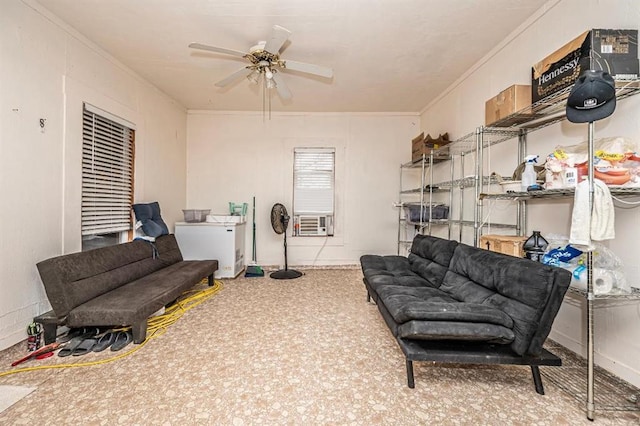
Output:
[0,268,638,424]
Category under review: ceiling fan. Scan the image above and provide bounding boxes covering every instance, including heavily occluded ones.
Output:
[189,25,333,103]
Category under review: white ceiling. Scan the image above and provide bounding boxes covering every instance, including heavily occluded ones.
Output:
[35,0,548,112]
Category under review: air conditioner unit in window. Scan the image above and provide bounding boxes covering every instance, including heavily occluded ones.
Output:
[294,215,333,236]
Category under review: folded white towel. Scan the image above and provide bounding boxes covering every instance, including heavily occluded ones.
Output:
[569,179,615,250]
[591,180,615,241]
[570,180,592,249]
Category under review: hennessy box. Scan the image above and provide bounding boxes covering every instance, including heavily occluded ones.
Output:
[479,234,527,258]
[531,29,639,103]
[485,85,532,126]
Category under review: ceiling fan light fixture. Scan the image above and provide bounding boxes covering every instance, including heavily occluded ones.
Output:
[247,70,260,84]
[266,78,277,89]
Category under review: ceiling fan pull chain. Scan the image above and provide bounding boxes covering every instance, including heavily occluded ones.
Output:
[269,84,272,121]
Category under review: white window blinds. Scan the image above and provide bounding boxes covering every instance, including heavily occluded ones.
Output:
[293,148,335,214]
[81,104,135,236]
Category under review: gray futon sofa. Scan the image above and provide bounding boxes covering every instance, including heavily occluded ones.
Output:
[36,234,217,344]
[360,234,571,394]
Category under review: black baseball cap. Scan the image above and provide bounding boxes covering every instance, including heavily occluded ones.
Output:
[566,70,616,123]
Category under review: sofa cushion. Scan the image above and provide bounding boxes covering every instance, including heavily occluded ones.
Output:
[397,320,514,344]
[408,235,458,286]
[360,255,430,297]
[410,234,458,267]
[67,259,217,326]
[378,285,514,328]
[442,243,570,355]
[132,202,170,238]
[360,254,413,278]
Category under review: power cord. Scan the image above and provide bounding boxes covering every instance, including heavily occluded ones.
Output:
[0,280,223,377]
[312,236,329,267]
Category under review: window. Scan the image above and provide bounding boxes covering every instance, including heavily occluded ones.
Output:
[81,103,135,250]
[292,147,335,236]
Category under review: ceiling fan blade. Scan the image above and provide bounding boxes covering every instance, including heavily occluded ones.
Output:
[271,73,292,100]
[282,60,333,78]
[263,25,291,54]
[189,42,247,58]
[215,67,253,87]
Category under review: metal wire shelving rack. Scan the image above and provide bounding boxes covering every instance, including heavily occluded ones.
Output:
[476,78,640,420]
[400,79,640,419]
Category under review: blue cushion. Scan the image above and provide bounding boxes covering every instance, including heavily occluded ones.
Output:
[132,202,169,237]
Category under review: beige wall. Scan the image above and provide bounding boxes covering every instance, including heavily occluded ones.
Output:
[420,0,640,386]
[186,112,418,266]
[0,1,188,349]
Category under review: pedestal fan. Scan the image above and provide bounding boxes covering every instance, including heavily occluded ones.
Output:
[269,203,302,280]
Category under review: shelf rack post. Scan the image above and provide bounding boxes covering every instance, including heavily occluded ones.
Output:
[448,154,454,240]
[459,152,465,242]
[474,127,483,247]
[517,129,527,236]
[586,120,595,421]
[428,150,434,234]
[397,162,403,255]
[418,153,426,236]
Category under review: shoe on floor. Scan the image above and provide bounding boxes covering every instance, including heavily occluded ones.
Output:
[110,331,133,352]
[57,336,85,357]
[72,338,97,356]
[58,328,85,343]
[92,332,117,352]
[59,327,100,343]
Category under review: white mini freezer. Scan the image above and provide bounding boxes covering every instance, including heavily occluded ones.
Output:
[174,221,246,278]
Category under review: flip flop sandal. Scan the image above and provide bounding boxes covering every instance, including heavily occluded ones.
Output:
[59,326,100,343]
[110,331,133,352]
[82,327,101,338]
[58,327,85,343]
[57,336,85,357]
[72,338,97,356]
[92,332,117,352]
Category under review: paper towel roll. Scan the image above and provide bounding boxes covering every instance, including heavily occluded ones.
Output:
[569,267,615,294]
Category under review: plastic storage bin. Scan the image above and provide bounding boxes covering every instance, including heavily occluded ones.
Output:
[404,204,449,224]
[182,209,211,223]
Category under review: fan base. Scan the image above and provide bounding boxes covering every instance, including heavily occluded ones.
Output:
[270,269,303,280]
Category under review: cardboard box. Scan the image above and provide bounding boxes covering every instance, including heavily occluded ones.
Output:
[479,234,527,258]
[410,132,424,161]
[532,29,639,103]
[411,133,450,162]
[485,85,532,126]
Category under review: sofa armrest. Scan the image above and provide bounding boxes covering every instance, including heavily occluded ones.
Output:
[526,267,571,355]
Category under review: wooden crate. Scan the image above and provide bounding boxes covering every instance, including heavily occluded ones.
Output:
[479,234,527,258]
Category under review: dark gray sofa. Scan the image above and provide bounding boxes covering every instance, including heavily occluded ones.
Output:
[360,234,571,394]
[36,234,217,344]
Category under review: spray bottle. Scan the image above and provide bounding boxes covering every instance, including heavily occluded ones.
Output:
[521,155,538,191]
